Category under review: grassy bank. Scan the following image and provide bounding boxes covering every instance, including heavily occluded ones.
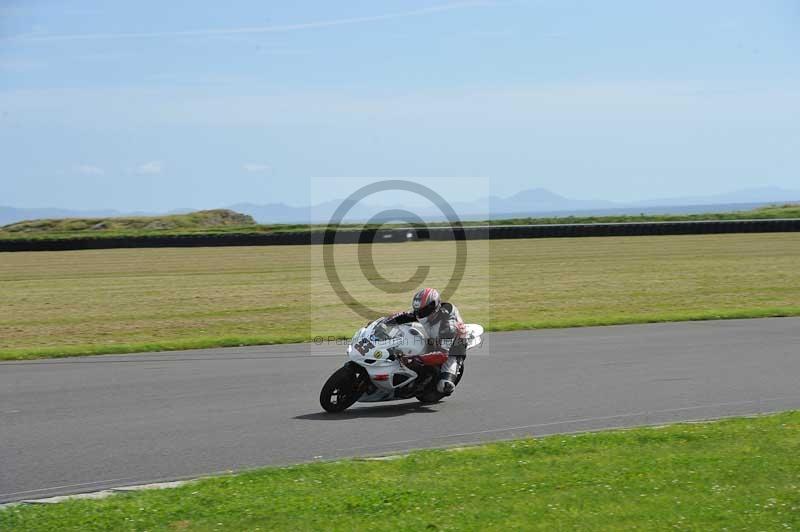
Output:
[3,411,799,531]
[1,233,799,360]
[0,209,259,240]
[2,204,799,241]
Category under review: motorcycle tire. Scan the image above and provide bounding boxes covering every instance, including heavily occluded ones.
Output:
[416,363,464,404]
[320,363,364,413]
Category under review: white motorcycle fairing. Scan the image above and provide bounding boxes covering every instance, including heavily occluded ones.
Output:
[319,317,484,413]
[347,319,429,402]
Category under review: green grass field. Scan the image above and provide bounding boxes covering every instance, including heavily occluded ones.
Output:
[2,412,798,531]
[0,233,798,360]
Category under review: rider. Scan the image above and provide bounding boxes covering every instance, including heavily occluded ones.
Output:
[386,288,466,395]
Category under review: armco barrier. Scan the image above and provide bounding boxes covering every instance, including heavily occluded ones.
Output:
[1,218,798,252]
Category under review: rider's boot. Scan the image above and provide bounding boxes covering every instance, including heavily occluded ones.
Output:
[436,373,457,394]
[436,356,459,395]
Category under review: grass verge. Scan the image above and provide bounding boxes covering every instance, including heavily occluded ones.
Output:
[2,307,800,362]
[2,411,798,531]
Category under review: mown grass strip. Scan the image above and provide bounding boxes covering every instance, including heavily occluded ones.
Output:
[0,335,310,361]
[2,412,798,531]
[2,307,800,361]
[2,234,798,361]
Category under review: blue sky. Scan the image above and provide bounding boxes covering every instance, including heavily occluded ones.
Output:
[1,0,799,211]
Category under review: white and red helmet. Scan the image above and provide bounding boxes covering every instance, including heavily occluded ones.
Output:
[412,287,441,320]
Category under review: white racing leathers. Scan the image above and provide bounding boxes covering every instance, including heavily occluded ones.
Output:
[388,302,466,394]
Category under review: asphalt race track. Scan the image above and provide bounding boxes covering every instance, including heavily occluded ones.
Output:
[2,318,799,503]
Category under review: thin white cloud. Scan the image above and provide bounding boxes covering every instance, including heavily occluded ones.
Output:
[4,1,493,43]
[6,82,798,131]
[0,59,46,71]
[243,163,272,173]
[74,164,104,176]
[136,161,163,175]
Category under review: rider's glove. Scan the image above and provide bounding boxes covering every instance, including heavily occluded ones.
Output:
[386,311,416,325]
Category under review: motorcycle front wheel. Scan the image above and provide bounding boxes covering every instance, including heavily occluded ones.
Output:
[320,363,365,413]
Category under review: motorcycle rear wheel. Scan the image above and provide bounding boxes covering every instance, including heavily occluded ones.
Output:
[320,363,364,413]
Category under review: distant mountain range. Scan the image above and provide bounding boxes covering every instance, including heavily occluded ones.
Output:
[3,186,799,226]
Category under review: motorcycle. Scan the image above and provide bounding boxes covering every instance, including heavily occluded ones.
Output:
[319,317,484,413]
